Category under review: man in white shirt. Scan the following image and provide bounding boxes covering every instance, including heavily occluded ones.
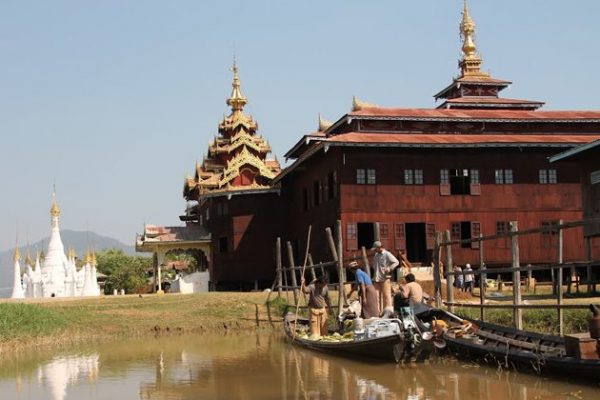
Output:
[371,241,399,314]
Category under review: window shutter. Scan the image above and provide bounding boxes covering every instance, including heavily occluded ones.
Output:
[439,183,451,196]
[394,223,406,251]
[380,223,390,249]
[471,222,481,249]
[426,223,436,250]
[346,222,358,251]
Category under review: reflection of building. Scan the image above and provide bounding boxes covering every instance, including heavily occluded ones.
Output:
[38,354,99,400]
[137,61,281,291]
[10,195,100,299]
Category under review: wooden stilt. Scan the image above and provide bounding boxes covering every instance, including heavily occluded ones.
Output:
[511,221,522,330]
[286,241,299,305]
[276,237,283,298]
[557,219,564,336]
[444,230,454,312]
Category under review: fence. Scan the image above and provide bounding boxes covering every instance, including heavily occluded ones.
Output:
[432,218,600,335]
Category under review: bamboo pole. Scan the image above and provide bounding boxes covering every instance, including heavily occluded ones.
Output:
[325,227,338,261]
[307,254,317,281]
[433,231,442,308]
[336,220,345,317]
[557,219,564,336]
[276,237,283,298]
[374,222,381,242]
[511,221,522,330]
[478,233,486,321]
[287,241,299,305]
[586,236,593,293]
[444,230,454,312]
[361,246,371,277]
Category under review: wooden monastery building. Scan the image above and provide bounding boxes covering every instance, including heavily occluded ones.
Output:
[138,2,600,290]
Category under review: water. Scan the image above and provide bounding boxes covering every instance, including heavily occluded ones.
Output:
[0,334,598,400]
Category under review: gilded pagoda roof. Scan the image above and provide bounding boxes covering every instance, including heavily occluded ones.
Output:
[183,61,280,200]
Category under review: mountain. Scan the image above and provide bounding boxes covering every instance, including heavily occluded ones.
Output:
[0,230,136,298]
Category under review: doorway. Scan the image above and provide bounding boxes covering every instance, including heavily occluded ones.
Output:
[357,223,375,250]
[405,223,427,263]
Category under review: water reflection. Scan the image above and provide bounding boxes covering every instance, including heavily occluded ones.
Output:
[0,334,597,400]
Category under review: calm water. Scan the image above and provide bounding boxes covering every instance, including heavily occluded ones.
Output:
[0,333,598,400]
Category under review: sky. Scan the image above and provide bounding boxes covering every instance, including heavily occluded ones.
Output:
[1,0,599,251]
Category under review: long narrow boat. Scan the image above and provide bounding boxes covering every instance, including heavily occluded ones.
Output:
[283,313,421,363]
[416,308,600,382]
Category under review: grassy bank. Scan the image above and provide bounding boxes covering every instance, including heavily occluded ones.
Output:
[0,292,273,354]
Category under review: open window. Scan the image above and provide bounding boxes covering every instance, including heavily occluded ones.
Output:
[451,221,481,249]
[440,169,479,195]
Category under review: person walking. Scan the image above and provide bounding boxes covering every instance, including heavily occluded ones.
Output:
[454,265,464,290]
[300,275,332,339]
[372,241,399,315]
[347,261,379,319]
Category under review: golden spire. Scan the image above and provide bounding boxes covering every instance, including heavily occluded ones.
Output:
[13,247,20,262]
[50,190,61,217]
[25,250,33,266]
[226,59,248,112]
[84,250,92,264]
[91,251,97,266]
[459,0,488,78]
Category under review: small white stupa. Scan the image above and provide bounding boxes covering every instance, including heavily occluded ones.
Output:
[9,194,100,299]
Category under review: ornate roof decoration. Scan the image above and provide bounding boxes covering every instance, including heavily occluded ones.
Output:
[352,96,379,112]
[318,114,333,132]
[459,0,488,79]
[184,60,281,200]
[50,194,61,217]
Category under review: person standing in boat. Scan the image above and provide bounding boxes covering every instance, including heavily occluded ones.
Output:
[347,261,380,319]
[300,275,332,339]
[372,241,399,314]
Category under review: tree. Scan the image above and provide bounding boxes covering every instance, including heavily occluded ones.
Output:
[96,248,152,294]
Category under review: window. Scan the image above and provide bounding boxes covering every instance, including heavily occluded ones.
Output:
[313,180,321,206]
[367,169,377,184]
[470,169,480,185]
[356,169,366,184]
[346,223,358,250]
[539,169,557,184]
[450,169,472,195]
[496,221,510,235]
[440,169,449,184]
[327,172,337,199]
[404,169,424,185]
[219,237,229,253]
[451,221,481,249]
[495,169,513,184]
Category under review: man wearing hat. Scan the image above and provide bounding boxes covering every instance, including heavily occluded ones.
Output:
[300,275,331,339]
[371,241,399,314]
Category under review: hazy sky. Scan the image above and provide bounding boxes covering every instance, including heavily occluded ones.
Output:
[1,0,599,250]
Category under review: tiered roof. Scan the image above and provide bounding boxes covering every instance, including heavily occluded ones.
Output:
[183,62,280,200]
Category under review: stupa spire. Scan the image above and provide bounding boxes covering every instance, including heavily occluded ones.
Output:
[50,188,61,218]
[459,0,488,78]
[226,58,248,112]
[13,246,20,263]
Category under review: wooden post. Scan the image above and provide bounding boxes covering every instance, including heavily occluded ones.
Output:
[478,233,486,321]
[374,222,381,242]
[276,238,283,298]
[361,246,371,277]
[286,241,299,305]
[510,221,522,330]
[336,220,345,316]
[433,231,443,308]
[325,227,338,261]
[586,236,593,294]
[444,230,454,312]
[557,219,564,336]
[307,253,317,281]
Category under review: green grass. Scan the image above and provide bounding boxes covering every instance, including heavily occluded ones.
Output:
[0,303,81,341]
[455,307,590,335]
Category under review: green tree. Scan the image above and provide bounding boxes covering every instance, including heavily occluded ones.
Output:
[96,248,152,294]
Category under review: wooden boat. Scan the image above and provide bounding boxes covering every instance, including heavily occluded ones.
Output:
[283,312,421,363]
[416,308,600,382]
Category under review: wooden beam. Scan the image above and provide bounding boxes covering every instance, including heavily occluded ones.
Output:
[511,221,522,330]
[286,241,299,305]
[444,230,454,312]
[557,219,564,336]
[433,231,443,308]
[478,233,486,321]
[336,220,345,317]
[276,237,282,298]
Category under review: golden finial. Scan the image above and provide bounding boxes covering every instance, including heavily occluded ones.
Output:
[459,0,488,78]
[226,58,248,112]
[50,189,61,217]
[352,96,378,112]
[318,114,333,132]
[25,250,33,266]
[13,247,20,262]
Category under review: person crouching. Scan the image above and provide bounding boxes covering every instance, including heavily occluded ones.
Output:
[301,275,332,339]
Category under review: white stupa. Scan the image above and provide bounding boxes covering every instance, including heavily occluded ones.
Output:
[10,195,100,299]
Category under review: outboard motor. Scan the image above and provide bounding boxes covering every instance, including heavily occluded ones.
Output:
[392,293,423,359]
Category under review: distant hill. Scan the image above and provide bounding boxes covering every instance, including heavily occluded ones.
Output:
[0,230,136,298]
